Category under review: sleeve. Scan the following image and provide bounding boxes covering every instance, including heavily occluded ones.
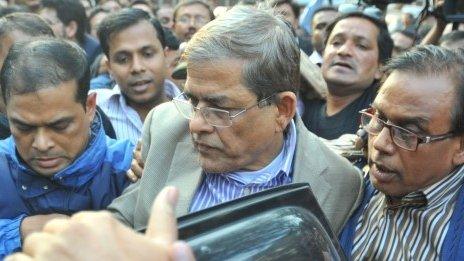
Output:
[107,108,156,227]
[0,214,27,259]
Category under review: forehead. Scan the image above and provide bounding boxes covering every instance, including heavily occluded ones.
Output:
[375,71,455,121]
[7,81,83,122]
[313,10,337,24]
[108,21,160,54]
[176,3,210,17]
[329,17,379,42]
[185,59,256,102]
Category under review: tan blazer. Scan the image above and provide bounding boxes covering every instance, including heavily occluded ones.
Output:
[108,102,364,235]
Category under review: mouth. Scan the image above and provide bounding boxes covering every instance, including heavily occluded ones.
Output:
[129,79,153,93]
[193,141,217,153]
[34,157,62,169]
[331,61,354,70]
[370,162,397,183]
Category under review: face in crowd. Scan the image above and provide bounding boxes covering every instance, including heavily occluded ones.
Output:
[311,9,338,55]
[7,81,96,177]
[184,60,296,173]
[274,3,298,30]
[367,71,464,197]
[173,3,212,42]
[322,16,382,96]
[106,20,166,107]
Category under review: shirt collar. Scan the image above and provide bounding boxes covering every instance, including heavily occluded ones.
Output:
[219,119,297,185]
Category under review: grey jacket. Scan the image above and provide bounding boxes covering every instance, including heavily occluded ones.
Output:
[108,102,364,235]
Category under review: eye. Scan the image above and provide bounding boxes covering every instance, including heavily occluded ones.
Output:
[15,124,33,132]
[143,49,155,58]
[114,54,129,64]
[52,122,70,131]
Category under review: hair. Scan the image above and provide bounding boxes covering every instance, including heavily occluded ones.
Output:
[173,0,214,23]
[1,38,90,107]
[440,30,464,46]
[384,45,464,135]
[41,0,88,45]
[313,6,337,19]
[88,6,110,22]
[184,5,300,100]
[97,8,166,58]
[270,0,300,18]
[163,27,180,50]
[0,5,30,17]
[0,12,54,39]
[325,12,393,65]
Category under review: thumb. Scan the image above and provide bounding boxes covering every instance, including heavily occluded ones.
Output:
[146,186,179,243]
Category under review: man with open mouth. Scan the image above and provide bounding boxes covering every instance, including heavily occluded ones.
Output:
[94,8,181,145]
[302,12,393,140]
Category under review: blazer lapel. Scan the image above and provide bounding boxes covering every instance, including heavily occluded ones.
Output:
[166,141,203,216]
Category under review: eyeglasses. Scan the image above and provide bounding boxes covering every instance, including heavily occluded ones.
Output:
[359,108,455,151]
[176,15,208,27]
[338,4,383,20]
[173,92,274,128]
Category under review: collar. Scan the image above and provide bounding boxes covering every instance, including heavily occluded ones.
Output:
[7,112,108,198]
[384,165,464,210]
[218,119,297,185]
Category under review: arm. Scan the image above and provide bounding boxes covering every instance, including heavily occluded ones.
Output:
[0,215,27,259]
[5,187,195,261]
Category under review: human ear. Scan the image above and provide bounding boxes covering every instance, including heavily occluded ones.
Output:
[274,91,297,133]
[86,92,97,122]
[65,21,78,39]
[452,135,464,165]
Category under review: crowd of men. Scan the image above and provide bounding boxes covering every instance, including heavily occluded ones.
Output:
[0,0,464,260]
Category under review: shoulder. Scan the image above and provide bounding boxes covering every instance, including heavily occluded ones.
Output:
[93,88,120,107]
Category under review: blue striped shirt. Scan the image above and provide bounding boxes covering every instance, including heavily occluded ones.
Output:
[93,80,181,145]
[189,120,297,212]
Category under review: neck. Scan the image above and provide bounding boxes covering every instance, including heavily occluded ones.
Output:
[127,95,167,122]
[325,91,363,116]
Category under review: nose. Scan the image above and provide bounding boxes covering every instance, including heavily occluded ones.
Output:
[131,54,146,74]
[32,128,55,152]
[189,109,214,135]
[371,127,395,155]
[336,41,354,57]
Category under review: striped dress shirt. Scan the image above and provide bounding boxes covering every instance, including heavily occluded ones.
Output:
[189,120,297,213]
[352,165,464,260]
[94,80,181,145]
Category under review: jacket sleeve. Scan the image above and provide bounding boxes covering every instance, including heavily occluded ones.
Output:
[0,214,27,259]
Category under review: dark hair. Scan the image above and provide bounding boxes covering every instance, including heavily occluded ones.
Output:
[42,0,88,45]
[0,5,30,17]
[0,12,54,38]
[271,0,300,18]
[1,38,90,107]
[173,0,214,23]
[440,30,464,46]
[384,45,464,135]
[88,6,110,22]
[312,6,337,22]
[163,27,179,50]
[325,12,393,65]
[97,8,166,58]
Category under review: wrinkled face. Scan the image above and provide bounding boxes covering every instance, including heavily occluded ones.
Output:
[391,32,414,57]
[368,71,463,197]
[311,10,338,54]
[173,3,211,42]
[107,21,166,107]
[275,3,298,30]
[322,17,381,95]
[157,6,174,28]
[90,12,108,39]
[185,60,286,173]
[6,81,96,177]
[39,8,66,38]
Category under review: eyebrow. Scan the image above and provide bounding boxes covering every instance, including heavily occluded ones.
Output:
[184,91,230,106]
[372,104,431,132]
[10,116,74,128]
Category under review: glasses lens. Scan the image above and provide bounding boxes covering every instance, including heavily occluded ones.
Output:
[202,107,231,127]
[391,127,417,151]
[173,98,194,120]
[361,113,383,134]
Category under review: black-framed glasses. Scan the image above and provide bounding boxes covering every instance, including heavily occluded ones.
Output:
[173,92,274,128]
[359,108,455,151]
